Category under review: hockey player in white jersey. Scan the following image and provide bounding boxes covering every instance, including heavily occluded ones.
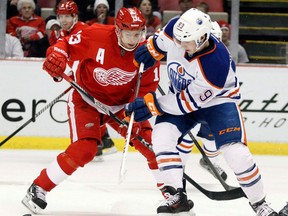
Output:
[164,17,228,182]
[127,8,283,216]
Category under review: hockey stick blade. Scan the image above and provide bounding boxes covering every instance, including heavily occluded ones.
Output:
[119,112,135,184]
[183,173,247,201]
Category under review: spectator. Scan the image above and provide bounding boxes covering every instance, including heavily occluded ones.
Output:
[5,34,24,57]
[6,0,48,57]
[7,0,41,19]
[218,20,249,63]
[196,1,209,13]
[124,0,159,12]
[165,0,193,24]
[85,0,114,25]
[45,19,61,46]
[178,0,193,15]
[137,0,162,38]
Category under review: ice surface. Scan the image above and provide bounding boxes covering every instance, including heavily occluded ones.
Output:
[0,150,287,216]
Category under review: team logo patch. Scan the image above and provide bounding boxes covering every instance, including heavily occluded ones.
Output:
[85,123,94,128]
[196,18,203,25]
[93,67,137,86]
[167,62,194,91]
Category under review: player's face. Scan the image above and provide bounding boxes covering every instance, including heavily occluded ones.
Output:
[119,30,144,50]
[58,14,74,31]
[174,37,197,55]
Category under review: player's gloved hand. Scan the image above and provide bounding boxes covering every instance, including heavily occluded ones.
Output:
[133,37,165,70]
[125,92,164,122]
[43,52,67,79]
[117,117,141,140]
[133,44,156,70]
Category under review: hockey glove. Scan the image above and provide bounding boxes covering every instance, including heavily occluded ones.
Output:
[125,92,164,122]
[43,52,67,79]
[117,118,141,141]
[133,37,165,70]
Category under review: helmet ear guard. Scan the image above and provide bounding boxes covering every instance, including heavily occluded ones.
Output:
[173,8,212,50]
[211,21,222,41]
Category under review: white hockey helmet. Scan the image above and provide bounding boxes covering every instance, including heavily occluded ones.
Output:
[211,21,222,41]
[173,8,212,50]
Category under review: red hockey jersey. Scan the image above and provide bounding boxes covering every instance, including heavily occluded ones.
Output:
[49,21,89,47]
[52,24,160,107]
[7,14,45,40]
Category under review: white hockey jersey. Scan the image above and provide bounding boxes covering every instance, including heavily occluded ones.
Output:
[152,18,241,115]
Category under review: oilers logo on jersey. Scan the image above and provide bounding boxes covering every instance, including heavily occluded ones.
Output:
[167,62,194,91]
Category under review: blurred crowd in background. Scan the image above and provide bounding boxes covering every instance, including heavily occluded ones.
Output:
[5,0,248,63]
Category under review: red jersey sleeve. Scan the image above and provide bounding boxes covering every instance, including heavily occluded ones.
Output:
[29,15,45,41]
[137,61,160,99]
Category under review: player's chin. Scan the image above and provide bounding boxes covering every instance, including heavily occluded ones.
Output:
[127,44,137,49]
[127,44,137,48]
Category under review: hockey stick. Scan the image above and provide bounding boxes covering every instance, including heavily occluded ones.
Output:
[0,87,72,147]
[183,173,246,200]
[60,73,245,200]
[119,63,144,184]
[60,73,153,151]
[157,85,245,194]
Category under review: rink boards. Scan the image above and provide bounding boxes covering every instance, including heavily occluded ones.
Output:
[0,59,287,155]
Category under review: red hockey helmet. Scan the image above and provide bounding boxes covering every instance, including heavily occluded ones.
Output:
[116,7,146,31]
[57,1,79,15]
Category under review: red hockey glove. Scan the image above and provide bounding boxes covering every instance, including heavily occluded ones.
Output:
[117,117,141,140]
[43,52,67,78]
[125,92,164,122]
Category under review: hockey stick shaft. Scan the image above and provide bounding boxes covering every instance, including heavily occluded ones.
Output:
[61,73,123,124]
[119,63,144,183]
[61,73,245,200]
[60,73,153,151]
[157,85,245,193]
[0,87,72,147]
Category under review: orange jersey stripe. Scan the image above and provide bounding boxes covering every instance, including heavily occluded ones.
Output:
[157,158,182,164]
[237,167,259,182]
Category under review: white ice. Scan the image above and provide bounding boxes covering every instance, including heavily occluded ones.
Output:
[0,150,287,216]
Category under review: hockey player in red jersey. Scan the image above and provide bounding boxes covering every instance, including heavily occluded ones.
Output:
[48,0,114,160]
[22,7,161,214]
[48,1,89,48]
